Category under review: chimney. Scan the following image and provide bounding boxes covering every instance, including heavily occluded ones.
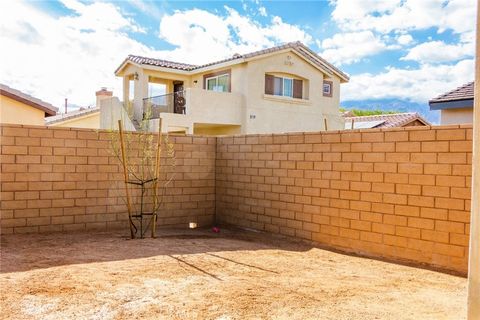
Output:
[65,98,68,114]
[96,87,113,108]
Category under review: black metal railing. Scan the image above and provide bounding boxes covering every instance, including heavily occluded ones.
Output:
[142,91,186,120]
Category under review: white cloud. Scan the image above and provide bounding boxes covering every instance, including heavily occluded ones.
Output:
[441,0,477,34]
[61,0,146,33]
[342,59,474,102]
[320,31,395,65]
[401,40,474,64]
[330,0,476,35]
[328,0,476,102]
[126,0,165,19]
[0,0,160,108]
[396,34,413,46]
[224,7,274,48]
[157,7,312,64]
[158,8,233,63]
[267,16,313,44]
[331,0,400,23]
[0,2,313,108]
[258,6,267,17]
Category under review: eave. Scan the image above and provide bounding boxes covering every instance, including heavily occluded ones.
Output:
[429,98,474,111]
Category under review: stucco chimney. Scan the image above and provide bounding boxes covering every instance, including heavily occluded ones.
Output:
[96,87,113,107]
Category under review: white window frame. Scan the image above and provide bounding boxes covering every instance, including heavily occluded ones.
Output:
[206,74,229,92]
[323,81,332,97]
[271,76,294,97]
[283,77,293,98]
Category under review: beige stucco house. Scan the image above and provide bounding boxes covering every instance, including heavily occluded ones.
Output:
[45,107,100,129]
[46,88,112,129]
[0,84,57,125]
[429,82,474,125]
[103,42,349,135]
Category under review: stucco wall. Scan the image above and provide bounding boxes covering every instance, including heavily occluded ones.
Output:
[118,49,345,135]
[441,108,474,125]
[193,125,241,136]
[244,51,343,134]
[0,95,46,126]
[50,112,100,129]
[186,88,244,125]
[100,97,136,132]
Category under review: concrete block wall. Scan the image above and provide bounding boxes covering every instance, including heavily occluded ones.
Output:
[0,123,473,273]
[216,125,473,273]
[0,124,216,234]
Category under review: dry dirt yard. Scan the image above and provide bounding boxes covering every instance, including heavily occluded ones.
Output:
[0,228,467,320]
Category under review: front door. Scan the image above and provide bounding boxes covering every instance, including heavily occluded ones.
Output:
[173,82,185,114]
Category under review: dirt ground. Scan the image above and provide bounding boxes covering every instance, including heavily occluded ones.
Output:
[0,228,467,320]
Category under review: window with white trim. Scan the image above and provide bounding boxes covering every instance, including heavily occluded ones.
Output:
[265,74,303,99]
[323,80,332,97]
[272,76,293,97]
[206,74,230,92]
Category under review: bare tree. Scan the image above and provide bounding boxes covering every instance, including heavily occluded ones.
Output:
[109,117,176,239]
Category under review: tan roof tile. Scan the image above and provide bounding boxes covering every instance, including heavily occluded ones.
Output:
[344,112,430,129]
[45,107,99,125]
[118,42,349,81]
[126,55,198,71]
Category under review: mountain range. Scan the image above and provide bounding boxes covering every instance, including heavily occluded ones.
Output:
[340,99,440,124]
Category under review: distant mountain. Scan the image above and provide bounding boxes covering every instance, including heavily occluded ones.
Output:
[340,98,440,124]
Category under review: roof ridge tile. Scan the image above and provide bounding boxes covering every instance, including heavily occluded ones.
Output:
[120,42,349,81]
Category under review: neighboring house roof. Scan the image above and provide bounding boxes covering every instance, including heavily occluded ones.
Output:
[344,112,430,129]
[0,83,58,116]
[116,41,349,82]
[429,82,474,110]
[45,107,99,125]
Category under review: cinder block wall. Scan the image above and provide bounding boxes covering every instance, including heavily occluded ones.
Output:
[0,124,216,234]
[216,125,472,273]
[0,124,473,273]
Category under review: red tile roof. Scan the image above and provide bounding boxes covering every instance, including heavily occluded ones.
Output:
[117,42,349,81]
[344,112,430,129]
[429,82,474,103]
[0,84,58,116]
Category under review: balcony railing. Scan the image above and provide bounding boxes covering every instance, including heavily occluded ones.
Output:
[142,91,186,120]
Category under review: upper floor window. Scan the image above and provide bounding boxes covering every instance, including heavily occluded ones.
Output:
[274,77,292,97]
[203,70,231,92]
[265,74,303,99]
[323,80,333,97]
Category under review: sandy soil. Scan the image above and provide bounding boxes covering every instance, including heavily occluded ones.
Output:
[0,228,467,320]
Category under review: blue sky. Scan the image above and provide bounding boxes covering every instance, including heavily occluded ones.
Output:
[0,0,476,109]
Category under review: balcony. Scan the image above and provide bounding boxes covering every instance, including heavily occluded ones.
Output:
[141,88,244,134]
[143,91,186,120]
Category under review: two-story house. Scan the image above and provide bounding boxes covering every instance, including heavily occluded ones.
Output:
[103,42,349,135]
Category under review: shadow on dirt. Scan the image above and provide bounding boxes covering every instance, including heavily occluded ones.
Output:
[0,227,311,273]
